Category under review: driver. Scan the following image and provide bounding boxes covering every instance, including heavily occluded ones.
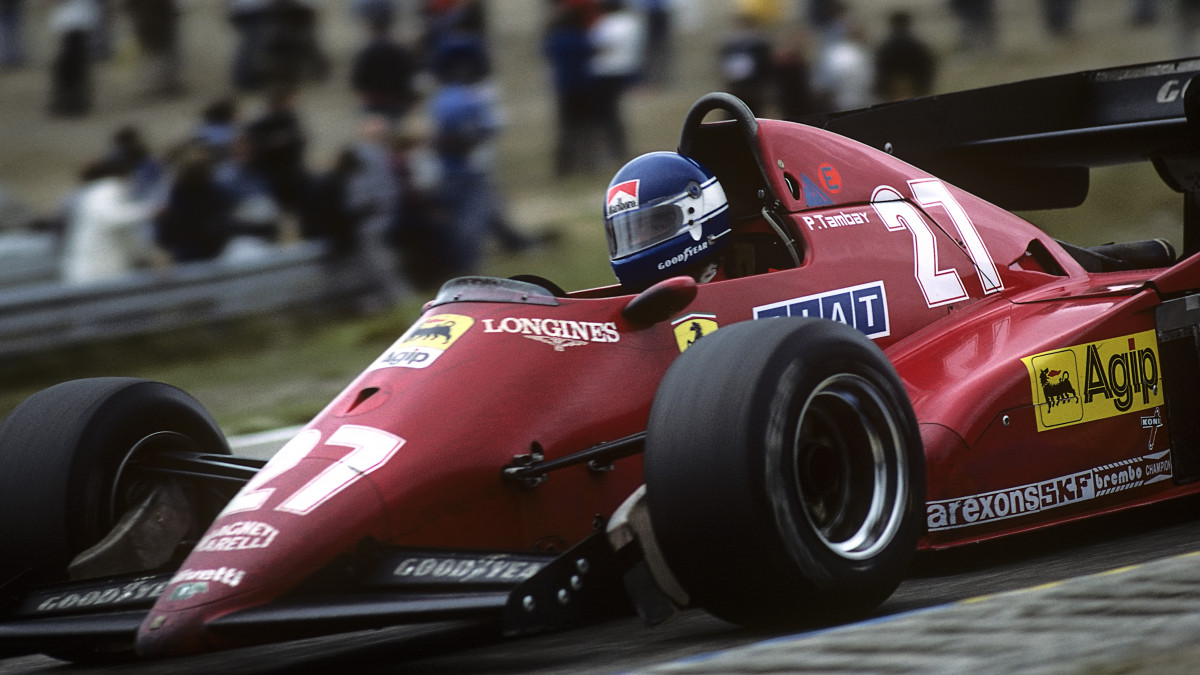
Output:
[604,151,732,290]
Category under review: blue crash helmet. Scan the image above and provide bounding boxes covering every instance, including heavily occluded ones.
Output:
[604,152,731,289]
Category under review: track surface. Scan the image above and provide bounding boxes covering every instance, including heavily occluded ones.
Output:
[3,494,1198,674]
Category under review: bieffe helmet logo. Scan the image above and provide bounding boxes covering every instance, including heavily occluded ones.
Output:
[606,179,639,217]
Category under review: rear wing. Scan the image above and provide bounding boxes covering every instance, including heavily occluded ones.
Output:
[801,57,1200,253]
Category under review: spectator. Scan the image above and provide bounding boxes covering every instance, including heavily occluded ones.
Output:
[589,0,644,166]
[874,10,936,102]
[543,0,596,177]
[812,16,873,111]
[349,114,407,303]
[351,0,397,28]
[949,0,997,52]
[48,0,99,116]
[638,0,673,87]
[0,0,27,68]
[387,126,456,290]
[105,126,168,205]
[228,0,271,90]
[154,144,234,263]
[260,0,329,88]
[213,131,282,253]
[60,159,154,284]
[193,98,240,162]
[303,147,363,256]
[1041,0,1076,38]
[719,9,774,115]
[244,86,309,218]
[773,22,818,121]
[350,16,421,122]
[1179,0,1200,56]
[124,0,184,97]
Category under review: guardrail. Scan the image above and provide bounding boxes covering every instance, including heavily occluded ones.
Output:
[0,241,378,361]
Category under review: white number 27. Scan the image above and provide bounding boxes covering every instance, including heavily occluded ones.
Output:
[871,179,1002,307]
[221,425,405,517]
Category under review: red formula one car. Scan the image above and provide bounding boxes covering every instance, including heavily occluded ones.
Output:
[5,56,1200,661]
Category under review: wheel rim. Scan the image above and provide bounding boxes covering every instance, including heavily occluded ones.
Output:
[791,373,908,560]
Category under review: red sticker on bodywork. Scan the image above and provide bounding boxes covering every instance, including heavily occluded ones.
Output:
[818,164,842,193]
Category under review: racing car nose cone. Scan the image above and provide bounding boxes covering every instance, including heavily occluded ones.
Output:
[136,608,210,658]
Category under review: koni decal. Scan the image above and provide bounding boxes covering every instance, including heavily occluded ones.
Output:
[927,450,1173,531]
[753,281,889,339]
[1022,330,1162,432]
[371,314,474,370]
[671,313,718,352]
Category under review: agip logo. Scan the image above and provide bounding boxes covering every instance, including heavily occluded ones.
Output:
[370,314,474,370]
[1022,330,1162,432]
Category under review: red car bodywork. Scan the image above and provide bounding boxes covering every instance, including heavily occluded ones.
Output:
[136,103,1200,655]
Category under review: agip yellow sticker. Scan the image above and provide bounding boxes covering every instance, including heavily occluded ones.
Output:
[369,314,474,370]
[1021,329,1162,432]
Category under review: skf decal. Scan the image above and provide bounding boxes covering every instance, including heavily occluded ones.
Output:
[370,313,474,370]
[1022,330,1162,432]
[671,313,718,352]
[927,450,1172,531]
[606,179,639,217]
[195,521,279,552]
[482,317,620,351]
[753,281,889,339]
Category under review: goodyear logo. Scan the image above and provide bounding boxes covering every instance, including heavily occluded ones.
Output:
[671,313,718,352]
[1022,330,1161,432]
[752,281,889,339]
[370,314,474,371]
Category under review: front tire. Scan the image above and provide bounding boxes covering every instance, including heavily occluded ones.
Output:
[644,318,924,626]
[0,378,231,588]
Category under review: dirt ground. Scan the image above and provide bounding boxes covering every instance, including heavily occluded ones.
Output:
[0,0,1194,232]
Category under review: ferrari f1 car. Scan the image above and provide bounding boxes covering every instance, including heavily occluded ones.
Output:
[5,56,1200,661]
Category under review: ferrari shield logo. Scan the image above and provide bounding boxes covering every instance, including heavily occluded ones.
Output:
[671,313,718,352]
[1022,330,1162,432]
[370,314,475,371]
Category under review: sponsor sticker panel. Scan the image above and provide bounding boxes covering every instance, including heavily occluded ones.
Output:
[753,281,890,339]
[370,313,474,371]
[1022,330,1162,432]
[927,450,1173,531]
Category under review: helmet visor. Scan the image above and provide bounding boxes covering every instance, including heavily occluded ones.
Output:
[606,199,685,258]
[605,178,728,259]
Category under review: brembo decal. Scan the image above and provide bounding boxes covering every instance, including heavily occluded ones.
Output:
[1022,330,1162,432]
[926,450,1173,531]
[370,313,474,370]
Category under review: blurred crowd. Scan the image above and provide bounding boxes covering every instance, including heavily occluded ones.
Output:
[2,0,1200,302]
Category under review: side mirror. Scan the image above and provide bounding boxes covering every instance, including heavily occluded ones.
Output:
[621,276,698,327]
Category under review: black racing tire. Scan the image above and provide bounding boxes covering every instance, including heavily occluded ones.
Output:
[644,318,924,627]
[0,378,230,588]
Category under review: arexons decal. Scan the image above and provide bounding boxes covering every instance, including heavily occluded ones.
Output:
[753,281,889,339]
[1022,330,1162,432]
[370,313,474,370]
[927,450,1173,531]
[482,317,620,351]
[671,312,718,352]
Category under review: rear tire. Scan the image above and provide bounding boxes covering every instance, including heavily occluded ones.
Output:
[644,318,924,626]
